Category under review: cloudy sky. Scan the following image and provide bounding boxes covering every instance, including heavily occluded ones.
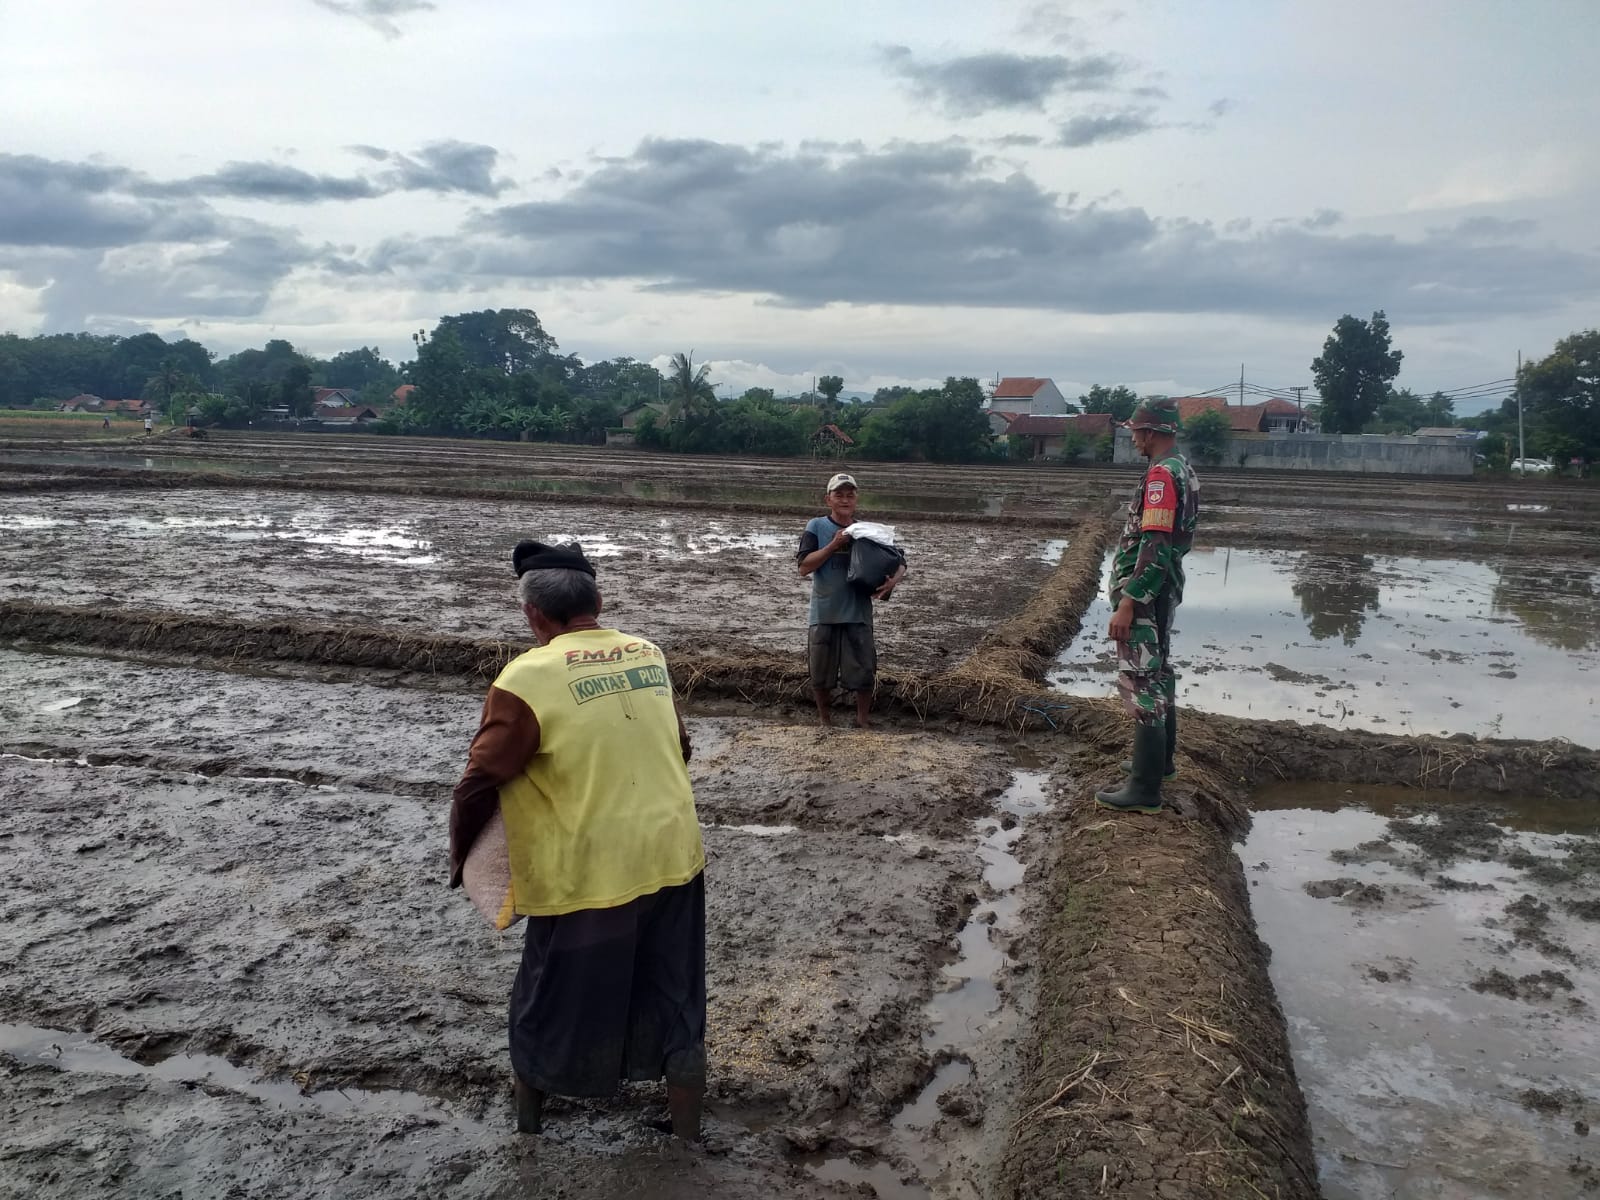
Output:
[2,0,1596,405]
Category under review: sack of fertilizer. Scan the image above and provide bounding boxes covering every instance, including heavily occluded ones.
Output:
[846,522,907,593]
[463,807,524,931]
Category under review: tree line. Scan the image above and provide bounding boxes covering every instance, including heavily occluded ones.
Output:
[6,306,1592,463]
[1310,312,1599,462]
[0,309,999,462]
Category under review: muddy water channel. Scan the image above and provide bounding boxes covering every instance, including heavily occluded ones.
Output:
[1048,547,1600,745]
[1241,784,1600,1198]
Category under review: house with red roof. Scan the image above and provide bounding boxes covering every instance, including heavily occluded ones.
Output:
[986,377,1070,416]
[1172,395,1315,434]
[391,384,416,406]
[1006,413,1117,461]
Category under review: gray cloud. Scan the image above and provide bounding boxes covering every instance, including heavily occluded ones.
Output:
[1016,3,1077,47]
[1301,209,1343,230]
[0,153,320,328]
[0,154,225,248]
[356,141,509,196]
[311,0,435,38]
[356,137,1600,323]
[1,220,316,331]
[0,146,507,249]
[1445,215,1539,240]
[882,46,1124,117]
[151,162,384,203]
[1058,109,1157,147]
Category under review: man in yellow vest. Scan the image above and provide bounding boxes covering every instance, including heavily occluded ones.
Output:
[449,540,706,1140]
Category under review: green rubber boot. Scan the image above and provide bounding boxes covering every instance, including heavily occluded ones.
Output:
[1120,706,1177,781]
[1097,723,1166,814]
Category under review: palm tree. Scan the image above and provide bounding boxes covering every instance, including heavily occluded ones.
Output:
[666,351,715,423]
[146,356,188,412]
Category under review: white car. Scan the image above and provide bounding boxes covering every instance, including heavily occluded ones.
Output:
[1510,457,1556,474]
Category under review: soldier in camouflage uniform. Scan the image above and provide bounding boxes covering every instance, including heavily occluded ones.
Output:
[1095,396,1200,814]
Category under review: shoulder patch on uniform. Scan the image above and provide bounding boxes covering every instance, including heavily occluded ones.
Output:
[1141,464,1177,531]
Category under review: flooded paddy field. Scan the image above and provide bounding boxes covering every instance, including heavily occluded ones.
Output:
[0,488,1066,662]
[0,648,1058,1199]
[5,435,1600,1197]
[1048,547,1600,746]
[9,429,1597,536]
[1242,784,1600,1199]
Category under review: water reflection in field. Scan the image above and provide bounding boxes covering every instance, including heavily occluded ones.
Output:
[1048,548,1600,745]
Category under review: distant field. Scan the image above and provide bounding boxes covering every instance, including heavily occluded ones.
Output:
[0,410,149,438]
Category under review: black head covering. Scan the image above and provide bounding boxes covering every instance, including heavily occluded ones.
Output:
[511,540,596,578]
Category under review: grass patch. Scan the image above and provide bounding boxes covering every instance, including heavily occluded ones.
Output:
[0,411,148,438]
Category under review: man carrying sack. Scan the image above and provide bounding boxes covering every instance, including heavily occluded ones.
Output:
[796,472,906,728]
[448,540,706,1139]
[1096,397,1200,814]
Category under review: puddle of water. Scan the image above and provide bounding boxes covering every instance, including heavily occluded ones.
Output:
[1038,538,1070,565]
[544,520,798,560]
[1048,547,1600,745]
[0,1021,463,1124]
[809,1154,926,1198]
[0,504,439,566]
[1,751,89,767]
[810,770,1051,1197]
[1253,781,1600,836]
[706,823,798,837]
[895,1060,973,1132]
[1240,798,1600,1200]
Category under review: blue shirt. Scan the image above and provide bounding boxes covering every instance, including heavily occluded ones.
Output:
[800,516,873,626]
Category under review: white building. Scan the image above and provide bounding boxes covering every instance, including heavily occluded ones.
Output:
[986,377,1069,416]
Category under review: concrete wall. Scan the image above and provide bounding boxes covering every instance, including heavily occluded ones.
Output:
[1114,429,1474,475]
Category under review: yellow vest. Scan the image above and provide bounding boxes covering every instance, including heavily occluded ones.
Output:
[494,629,704,916]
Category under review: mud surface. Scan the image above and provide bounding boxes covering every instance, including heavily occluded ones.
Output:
[1243,783,1600,1199]
[0,489,1062,665]
[1049,547,1600,745]
[0,647,1060,1198]
[13,436,1596,1196]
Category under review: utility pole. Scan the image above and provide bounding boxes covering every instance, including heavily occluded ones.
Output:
[1291,386,1308,430]
[1516,350,1525,466]
[1238,364,1245,408]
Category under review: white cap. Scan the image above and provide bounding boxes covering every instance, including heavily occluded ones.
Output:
[826,472,858,493]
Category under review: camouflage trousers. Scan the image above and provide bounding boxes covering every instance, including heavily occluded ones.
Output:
[1114,592,1176,728]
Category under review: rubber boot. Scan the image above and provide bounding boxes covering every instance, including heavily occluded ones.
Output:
[1097,722,1166,814]
[1166,704,1178,778]
[1120,707,1177,781]
[513,1076,544,1134]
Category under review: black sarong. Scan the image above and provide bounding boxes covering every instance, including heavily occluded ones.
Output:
[509,874,706,1098]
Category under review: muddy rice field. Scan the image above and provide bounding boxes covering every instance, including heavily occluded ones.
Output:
[3,431,1600,1199]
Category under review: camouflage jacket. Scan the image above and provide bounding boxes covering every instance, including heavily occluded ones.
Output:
[1110,451,1200,607]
